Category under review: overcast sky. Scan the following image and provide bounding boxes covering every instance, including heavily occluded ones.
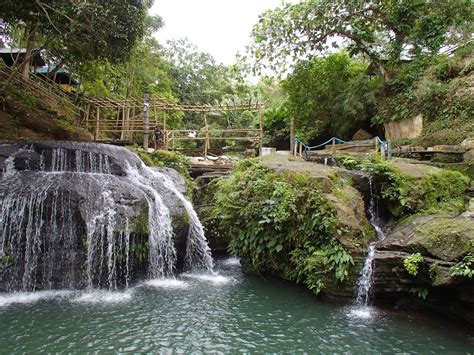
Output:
[150,0,296,65]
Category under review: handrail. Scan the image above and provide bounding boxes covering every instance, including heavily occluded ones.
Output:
[0,65,81,117]
[293,136,392,160]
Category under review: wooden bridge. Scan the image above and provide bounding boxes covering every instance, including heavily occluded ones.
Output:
[82,96,264,155]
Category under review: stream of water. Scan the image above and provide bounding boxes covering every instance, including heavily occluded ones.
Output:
[0,256,471,353]
[355,176,385,307]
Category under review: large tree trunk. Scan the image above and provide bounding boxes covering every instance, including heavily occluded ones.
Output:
[21,23,37,78]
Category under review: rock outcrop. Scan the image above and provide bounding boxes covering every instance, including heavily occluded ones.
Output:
[0,142,200,291]
[372,211,473,324]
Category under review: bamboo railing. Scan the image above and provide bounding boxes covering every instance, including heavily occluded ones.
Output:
[0,65,81,118]
[83,96,264,153]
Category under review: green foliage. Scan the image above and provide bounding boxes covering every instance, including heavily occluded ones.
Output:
[289,242,354,294]
[283,52,380,140]
[130,207,150,236]
[451,253,474,278]
[404,253,424,277]
[0,81,41,113]
[248,0,473,74]
[151,150,191,176]
[209,159,355,294]
[341,156,469,218]
[374,44,474,145]
[410,287,429,300]
[1,0,152,65]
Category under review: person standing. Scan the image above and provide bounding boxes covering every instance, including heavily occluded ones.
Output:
[154,125,164,150]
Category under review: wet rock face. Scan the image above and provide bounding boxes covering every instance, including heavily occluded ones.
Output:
[0,141,197,291]
[193,171,232,252]
[372,213,474,324]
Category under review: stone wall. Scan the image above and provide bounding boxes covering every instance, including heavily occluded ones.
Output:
[384,114,423,141]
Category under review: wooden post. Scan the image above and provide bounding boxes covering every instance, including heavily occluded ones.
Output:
[331,138,336,154]
[290,116,295,154]
[94,106,100,141]
[204,113,209,157]
[115,107,120,130]
[258,109,263,147]
[143,93,149,149]
[120,105,127,141]
[163,111,168,150]
[84,102,91,127]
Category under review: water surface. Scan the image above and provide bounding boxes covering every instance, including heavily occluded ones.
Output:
[0,257,472,353]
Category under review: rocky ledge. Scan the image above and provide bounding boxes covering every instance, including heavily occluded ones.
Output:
[372,209,473,324]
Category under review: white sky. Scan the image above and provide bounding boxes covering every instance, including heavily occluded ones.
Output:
[150,0,296,65]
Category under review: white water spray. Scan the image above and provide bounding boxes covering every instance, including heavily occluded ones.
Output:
[0,142,213,292]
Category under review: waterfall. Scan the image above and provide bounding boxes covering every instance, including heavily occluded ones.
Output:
[354,176,385,306]
[0,142,213,292]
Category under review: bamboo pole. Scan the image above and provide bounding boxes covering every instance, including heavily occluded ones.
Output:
[204,113,209,157]
[163,111,168,150]
[143,94,149,149]
[94,106,100,141]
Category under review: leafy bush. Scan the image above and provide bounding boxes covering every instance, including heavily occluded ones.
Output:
[404,253,424,277]
[451,253,474,278]
[209,159,356,294]
[289,242,354,294]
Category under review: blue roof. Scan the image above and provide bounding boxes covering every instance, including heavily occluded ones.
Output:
[34,65,63,74]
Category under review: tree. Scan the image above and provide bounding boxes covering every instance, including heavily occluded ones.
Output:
[0,0,153,75]
[283,52,380,141]
[249,0,473,75]
[163,38,239,105]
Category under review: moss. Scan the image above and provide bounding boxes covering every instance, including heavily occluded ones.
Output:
[431,153,463,164]
[342,156,469,218]
[414,218,473,261]
[129,206,149,236]
[442,162,474,180]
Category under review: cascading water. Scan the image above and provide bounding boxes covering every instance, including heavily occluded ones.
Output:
[354,176,385,306]
[0,142,213,292]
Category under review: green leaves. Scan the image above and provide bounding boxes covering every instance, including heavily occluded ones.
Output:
[210,160,355,293]
[248,0,473,75]
[451,254,474,278]
[404,252,424,277]
[283,52,379,140]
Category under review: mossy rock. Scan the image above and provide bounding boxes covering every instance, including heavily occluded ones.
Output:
[129,204,149,235]
[432,153,464,164]
[324,184,374,251]
[379,214,473,262]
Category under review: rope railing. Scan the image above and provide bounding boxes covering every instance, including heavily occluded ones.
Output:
[293,136,392,160]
